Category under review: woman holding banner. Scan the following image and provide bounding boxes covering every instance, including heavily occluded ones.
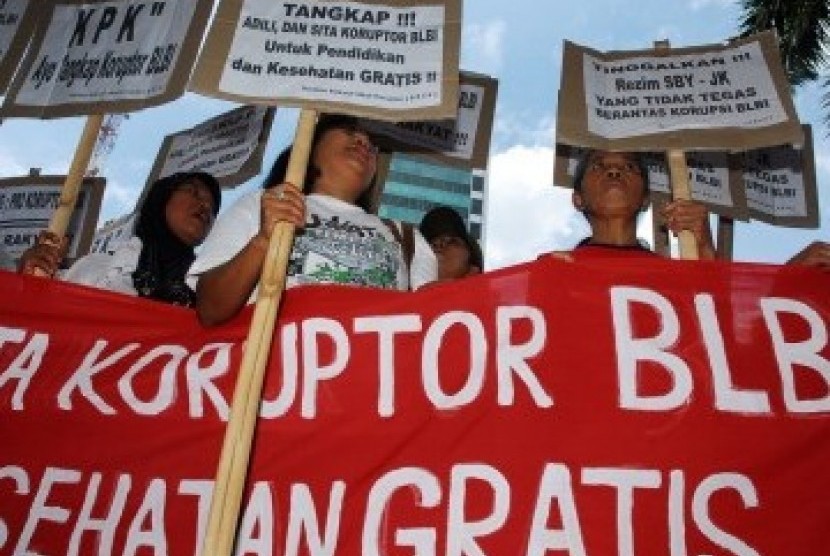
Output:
[19,171,221,306]
[190,114,437,326]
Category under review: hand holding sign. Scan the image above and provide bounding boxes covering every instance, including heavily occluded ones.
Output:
[17,230,67,276]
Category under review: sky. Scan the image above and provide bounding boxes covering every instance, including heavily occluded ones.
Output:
[0,0,826,270]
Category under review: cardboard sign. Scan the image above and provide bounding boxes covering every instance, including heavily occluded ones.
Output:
[0,0,38,94]
[646,151,748,219]
[1,0,214,118]
[739,125,819,228]
[190,0,462,122]
[145,105,275,190]
[359,71,498,169]
[0,175,104,262]
[553,144,749,219]
[1,257,829,554]
[557,32,803,151]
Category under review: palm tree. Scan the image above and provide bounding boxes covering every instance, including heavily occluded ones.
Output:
[740,0,829,86]
[739,0,830,122]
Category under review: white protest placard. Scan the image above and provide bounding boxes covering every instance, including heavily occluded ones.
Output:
[1,0,214,117]
[0,175,104,262]
[553,144,748,219]
[88,212,135,255]
[0,0,38,93]
[146,105,275,190]
[190,0,462,121]
[557,32,803,151]
[740,125,818,228]
[358,71,497,169]
[644,151,747,219]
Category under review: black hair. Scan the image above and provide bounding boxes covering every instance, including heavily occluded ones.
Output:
[419,205,483,270]
[571,149,650,197]
[131,171,221,307]
[263,114,378,213]
[135,171,221,242]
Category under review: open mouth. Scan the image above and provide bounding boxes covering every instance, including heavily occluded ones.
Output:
[191,210,211,227]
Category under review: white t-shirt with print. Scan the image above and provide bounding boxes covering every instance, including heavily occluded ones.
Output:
[188,191,436,299]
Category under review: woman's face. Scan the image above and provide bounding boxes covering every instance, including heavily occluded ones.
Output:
[574,151,646,218]
[430,234,476,280]
[311,124,378,201]
[165,178,216,246]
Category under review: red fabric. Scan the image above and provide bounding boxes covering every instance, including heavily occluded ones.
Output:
[0,258,828,555]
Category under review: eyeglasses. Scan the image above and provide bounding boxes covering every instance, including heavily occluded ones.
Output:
[174,181,216,210]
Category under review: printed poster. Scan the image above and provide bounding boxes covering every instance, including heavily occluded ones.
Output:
[145,105,275,190]
[0,175,105,262]
[1,0,214,117]
[190,0,462,121]
[360,71,498,169]
[0,0,38,93]
[557,32,803,151]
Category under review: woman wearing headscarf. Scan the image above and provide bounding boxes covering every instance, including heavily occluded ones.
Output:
[19,171,221,307]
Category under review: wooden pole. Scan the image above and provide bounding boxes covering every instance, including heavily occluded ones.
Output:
[652,40,698,260]
[28,114,105,276]
[201,108,318,556]
[716,215,735,261]
[666,150,699,259]
[48,114,105,238]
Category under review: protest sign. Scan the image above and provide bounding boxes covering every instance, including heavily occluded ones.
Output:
[647,151,747,220]
[740,125,819,228]
[190,0,462,121]
[1,256,829,554]
[0,175,104,262]
[557,31,803,151]
[359,71,498,169]
[554,143,749,219]
[0,0,214,118]
[0,0,38,94]
[145,105,275,190]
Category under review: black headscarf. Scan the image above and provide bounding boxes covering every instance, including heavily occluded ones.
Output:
[131,172,221,307]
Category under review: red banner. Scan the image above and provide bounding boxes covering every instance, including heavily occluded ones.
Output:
[1,257,828,555]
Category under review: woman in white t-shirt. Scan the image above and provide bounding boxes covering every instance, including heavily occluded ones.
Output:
[190,114,437,326]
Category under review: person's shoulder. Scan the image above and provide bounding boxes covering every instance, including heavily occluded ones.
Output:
[65,237,142,281]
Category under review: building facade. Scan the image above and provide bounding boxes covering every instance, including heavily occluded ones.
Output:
[378,153,488,252]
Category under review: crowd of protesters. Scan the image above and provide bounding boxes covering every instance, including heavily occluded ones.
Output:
[7,116,829,322]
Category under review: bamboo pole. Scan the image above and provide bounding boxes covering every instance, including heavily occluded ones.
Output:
[666,150,699,259]
[652,40,698,260]
[29,114,105,275]
[48,114,105,237]
[201,108,318,556]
